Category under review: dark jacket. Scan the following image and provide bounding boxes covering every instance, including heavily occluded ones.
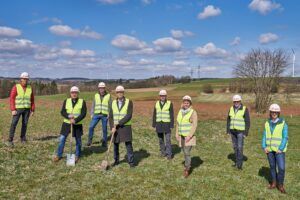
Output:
[152,101,174,133]
[60,98,87,137]
[109,97,133,143]
[226,104,250,136]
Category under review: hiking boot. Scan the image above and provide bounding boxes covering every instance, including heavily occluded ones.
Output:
[112,160,119,167]
[277,184,286,194]
[75,157,79,163]
[86,140,92,147]
[184,168,190,178]
[268,181,276,189]
[129,163,135,168]
[53,156,61,163]
[101,141,107,148]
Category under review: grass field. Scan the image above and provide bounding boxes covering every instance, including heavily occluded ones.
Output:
[1,81,300,199]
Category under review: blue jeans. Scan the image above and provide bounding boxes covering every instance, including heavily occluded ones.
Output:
[267,152,285,185]
[88,114,108,143]
[57,135,82,158]
[230,131,244,168]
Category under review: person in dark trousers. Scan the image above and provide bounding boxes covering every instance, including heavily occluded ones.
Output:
[152,89,174,160]
[87,82,112,147]
[226,94,250,170]
[109,85,135,168]
[53,86,87,163]
[8,72,35,147]
[262,104,288,194]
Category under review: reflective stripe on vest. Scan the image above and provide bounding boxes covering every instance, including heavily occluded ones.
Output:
[265,120,287,152]
[177,109,194,137]
[15,84,32,109]
[155,100,171,122]
[63,98,84,125]
[229,106,246,131]
[94,93,110,115]
[112,98,132,126]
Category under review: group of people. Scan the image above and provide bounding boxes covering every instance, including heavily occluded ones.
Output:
[7,72,289,193]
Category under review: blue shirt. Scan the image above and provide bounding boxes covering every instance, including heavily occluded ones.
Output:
[262,118,288,151]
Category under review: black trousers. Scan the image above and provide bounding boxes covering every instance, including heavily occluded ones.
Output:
[9,109,31,141]
[114,141,134,164]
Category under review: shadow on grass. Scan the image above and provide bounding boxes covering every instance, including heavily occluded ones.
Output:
[172,144,181,157]
[227,153,248,163]
[120,148,150,166]
[258,166,271,183]
[190,156,204,174]
[81,145,107,157]
[34,135,58,141]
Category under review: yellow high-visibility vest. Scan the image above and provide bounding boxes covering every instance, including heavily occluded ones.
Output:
[112,98,132,126]
[177,109,194,137]
[265,120,287,152]
[229,106,246,131]
[94,93,110,115]
[155,100,171,122]
[15,84,32,109]
[63,98,84,125]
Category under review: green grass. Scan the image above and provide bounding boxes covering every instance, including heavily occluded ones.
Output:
[0,93,300,199]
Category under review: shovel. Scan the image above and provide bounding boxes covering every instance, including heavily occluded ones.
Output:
[100,129,116,170]
[66,123,75,166]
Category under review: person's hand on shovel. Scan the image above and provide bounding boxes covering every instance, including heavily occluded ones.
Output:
[70,119,76,124]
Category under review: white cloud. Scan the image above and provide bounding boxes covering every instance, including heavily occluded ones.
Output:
[29,17,62,25]
[111,34,147,50]
[49,25,102,39]
[198,5,221,19]
[79,49,96,57]
[230,37,241,46]
[195,42,227,57]
[59,40,72,47]
[0,26,22,37]
[249,0,282,15]
[0,39,36,54]
[59,48,96,57]
[170,29,194,39]
[97,0,126,5]
[116,59,132,66]
[259,33,279,44]
[141,0,154,5]
[139,58,155,65]
[172,60,187,66]
[153,37,182,52]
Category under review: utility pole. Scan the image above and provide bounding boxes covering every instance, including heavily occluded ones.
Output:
[292,49,296,77]
[197,65,200,79]
[190,67,193,78]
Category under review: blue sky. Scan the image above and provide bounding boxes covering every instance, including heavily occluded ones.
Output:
[0,0,299,79]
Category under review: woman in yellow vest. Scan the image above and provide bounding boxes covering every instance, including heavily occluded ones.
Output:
[53,86,87,163]
[152,89,174,160]
[262,104,288,194]
[176,95,198,178]
[109,85,135,168]
[87,82,112,147]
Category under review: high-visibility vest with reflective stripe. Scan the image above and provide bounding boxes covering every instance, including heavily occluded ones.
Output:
[229,106,246,131]
[63,98,84,125]
[94,93,110,115]
[155,100,171,122]
[15,84,32,109]
[177,109,194,137]
[112,98,132,126]
[265,120,287,152]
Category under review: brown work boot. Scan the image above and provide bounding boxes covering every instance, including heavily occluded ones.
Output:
[53,156,61,163]
[75,157,79,163]
[268,181,276,189]
[277,184,286,194]
[183,168,190,178]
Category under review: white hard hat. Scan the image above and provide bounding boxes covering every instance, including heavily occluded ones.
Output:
[159,90,167,96]
[269,104,281,112]
[115,85,125,92]
[20,72,29,79]
[232,94,242,102]
[182,95,192,102]
[70,86,80,93]
[98,82,106,88]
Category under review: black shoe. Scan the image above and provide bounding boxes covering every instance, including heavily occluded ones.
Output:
[21,138,27,144]
[129,163,135,168]
[167,156,173,160]
[232,163,237,168]
[86,140,92,146]
[112,161,119,167]
[101,141,107,148]
[237,166,243,170]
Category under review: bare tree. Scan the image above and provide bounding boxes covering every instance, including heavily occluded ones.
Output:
[234,48,289,113]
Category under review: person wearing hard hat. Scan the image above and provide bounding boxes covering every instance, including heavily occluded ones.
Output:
[53,86,87,163]
[262,104,288,194]
[7,72,35,147]
[226,94,250,170]
[152,89,174,160]
[109,85,135,168]
[176,95,198,178]
[86,82,112,147]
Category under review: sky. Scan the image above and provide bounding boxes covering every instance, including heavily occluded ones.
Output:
[0,0,299,79]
